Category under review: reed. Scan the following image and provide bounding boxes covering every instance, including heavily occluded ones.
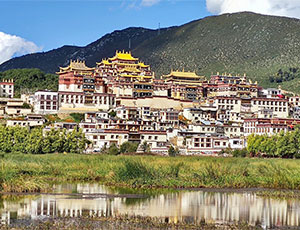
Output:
[1,154,300,192]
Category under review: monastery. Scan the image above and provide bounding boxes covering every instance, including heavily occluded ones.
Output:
[5,50,298,155]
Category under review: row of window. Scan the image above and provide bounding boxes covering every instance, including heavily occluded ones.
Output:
[219,105,234,110]
[2,90,13,94]
[259,106,287,112]
[39,101,57,105]
[194,138,211,142]
[40,95,57,100]
[217,99,239,104]
[290,98,300,102]
[253,100,287,106]
[141,135,159,140]
[84,79,95,83]
[40,105,57,110]
[93,134,127,140]
[194,143,211,148]
[60,95,114,105]
[134,84,153,89]
[83,85,95,89]
[194,141,227,148]
[244,128,285,133]
[1,85,12,88]
[133,92,152,97]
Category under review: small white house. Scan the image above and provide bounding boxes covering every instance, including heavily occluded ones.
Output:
[34,91,58,114]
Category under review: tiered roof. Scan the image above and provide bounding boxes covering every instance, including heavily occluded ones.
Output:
[109,51,138,61]
[165,70,205,79]
[57,60,95,74]
[163,70,206,84]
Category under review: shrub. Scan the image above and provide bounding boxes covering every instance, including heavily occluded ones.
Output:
[140,141,150,153]
[120,142,139,154]
[0,125,88,154]
[294,153,300,159]
[69,113,84,123]
[232,149,248,158]
[168,146,179,157]
[107,144,119,155]
[108,110,116,118]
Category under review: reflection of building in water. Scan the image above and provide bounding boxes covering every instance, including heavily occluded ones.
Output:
[1,184,300,229]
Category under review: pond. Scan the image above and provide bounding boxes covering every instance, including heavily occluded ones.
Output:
[1,184,300,229]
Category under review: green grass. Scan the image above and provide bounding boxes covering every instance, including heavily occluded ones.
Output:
[1,154,300,192]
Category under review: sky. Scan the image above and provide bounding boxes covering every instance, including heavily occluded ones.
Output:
[1,0,300,64]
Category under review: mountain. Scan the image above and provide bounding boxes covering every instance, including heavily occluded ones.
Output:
[134,12,300,92]
[2,12,300,92]
[0,27,169,74]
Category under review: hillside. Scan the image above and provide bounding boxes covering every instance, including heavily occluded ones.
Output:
[0,69,57,96]
[2,12,300,92]
[0,27,167,74]
[133,12,300,92]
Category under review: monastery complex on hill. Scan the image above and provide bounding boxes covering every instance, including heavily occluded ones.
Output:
[2,51,300,154]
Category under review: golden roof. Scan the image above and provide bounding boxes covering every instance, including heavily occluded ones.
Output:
[57,60,94,73]
[120,67,141,73]
[138,62,149,68]
[96,52,150,69]
[109,50,138,61]
[101,59,112,65]
[164,70,205,79]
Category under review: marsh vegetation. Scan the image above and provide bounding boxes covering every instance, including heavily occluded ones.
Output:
[1,154,300,193]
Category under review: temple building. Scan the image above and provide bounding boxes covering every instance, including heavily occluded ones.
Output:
[96,51,154,82]
[205,73,259,98]
[0,79,14,98]
[57,60,115,112]
[163,70,207,101]
[96,51,156,99]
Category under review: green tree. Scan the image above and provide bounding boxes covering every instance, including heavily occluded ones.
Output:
[0,68,58,96]
[247,134,259,155]
[108,110,117,118]
[107,143,119,155]
[25,128,44,154]
[120,142,139,154]
[140,141,150,153]
[0,125,88,154]
[168,146,179,157]
[69,113,84,123]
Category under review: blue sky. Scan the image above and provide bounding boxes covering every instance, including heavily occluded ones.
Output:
[0,0,209,51]
[0,0,299,64]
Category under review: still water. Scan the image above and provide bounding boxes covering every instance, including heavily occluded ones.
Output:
[1,184,300,229]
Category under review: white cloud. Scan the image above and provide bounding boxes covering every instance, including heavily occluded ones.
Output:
[0,31,41,64]
[206,0,300,19]
[141,0,160,7]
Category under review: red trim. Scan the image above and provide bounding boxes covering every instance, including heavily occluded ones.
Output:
[0,82,13,85]
[58,91,115,97]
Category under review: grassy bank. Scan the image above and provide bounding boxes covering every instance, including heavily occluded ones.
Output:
[1,154,300,192]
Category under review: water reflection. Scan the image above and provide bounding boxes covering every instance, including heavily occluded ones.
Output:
[1,184,300,229]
